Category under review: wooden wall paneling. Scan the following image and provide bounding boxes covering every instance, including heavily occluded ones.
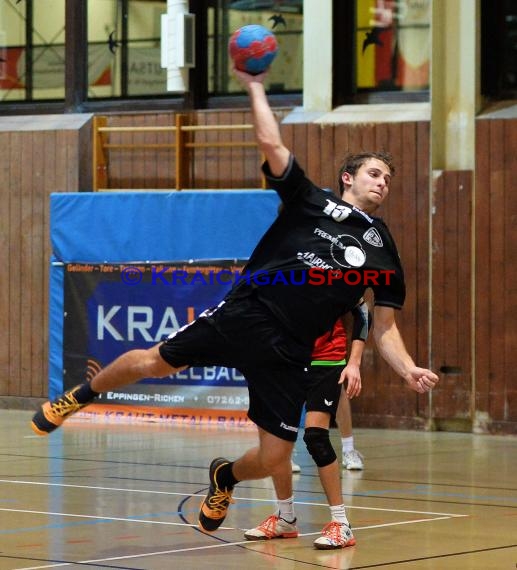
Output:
[400,122,424,420]
[431,171,472,423]
[399,122,422,418]
[487,120,506,422]
[0,133,10,395]
[279,121,295,185]
[374,122,390,155]
[116,114,133,189]
[168,112,178,189]
[399,122,419,353]
[363,124,392,418]
[332,124,348,180]
[306,123,321,185]
[63,130,74,191]
[332,124,349,194]
[318,124,335,191]
[144,112,158,189]
[474,120,491,417]
[142,113,155,189]
[415,122,431,418]
[205,110,221,188]
[144,113,155,189]
[381,123,403,241]
[106,116,118,188]
[109,115,124,188]
[24,132,36,396]
[503,119,517,422]
[243,110,261,188]
[240,110,250,186]
[192,111,206,188]
[431,172,446,417]
[221,110,235,188]
[148,112,163,188]
[128,114,142,188]
[443,171,460,386]
[19,132,35,397]
[371,121,408,418]
[78,120,93,191]
[210,110,222,188]
[133,113,147,188]
[359,123,376,154]
[29,131,47,397]
[231,110,245,188]
[153,113,171,189]
[39,135,56,398]
[203,111,216,188]
[55,131,72,192]
[346,123,365,156]
[292,123,309,174]
[9,132,23,396]
[457,171,473,418]
[155,113,168,188]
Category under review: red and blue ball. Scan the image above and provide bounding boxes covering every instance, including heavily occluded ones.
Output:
[229,24,278,75]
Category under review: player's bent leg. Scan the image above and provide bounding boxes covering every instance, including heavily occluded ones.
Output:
[232,428,294,482]
[241,428,298,540]
[31,344,183,436]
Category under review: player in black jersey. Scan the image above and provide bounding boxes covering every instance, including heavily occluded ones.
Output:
[31,67,439,548]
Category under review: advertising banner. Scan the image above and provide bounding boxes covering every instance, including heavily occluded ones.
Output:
[63,260,254,427]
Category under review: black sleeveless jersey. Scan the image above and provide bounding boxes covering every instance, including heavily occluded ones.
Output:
[227,155,406,346]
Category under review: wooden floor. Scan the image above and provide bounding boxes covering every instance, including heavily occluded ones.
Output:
[1,409,516,570]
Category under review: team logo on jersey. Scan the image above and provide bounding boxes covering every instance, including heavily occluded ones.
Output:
[363,228,383,247]
[330,235,367,268]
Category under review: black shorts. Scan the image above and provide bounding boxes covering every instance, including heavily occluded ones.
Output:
[158,293,312,442]
[305,363,344,418]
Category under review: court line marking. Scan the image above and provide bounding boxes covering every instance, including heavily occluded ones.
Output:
[10,516,461,570]
[0,479,466,518]
[0,505,466,526]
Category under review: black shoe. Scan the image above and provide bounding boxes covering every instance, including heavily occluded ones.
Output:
[31,385,88,435]
[198,458,235,532]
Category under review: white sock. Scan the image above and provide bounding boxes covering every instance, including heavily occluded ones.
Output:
[341,435,355,453]
[277,496,295,522]
[330,504,349,525]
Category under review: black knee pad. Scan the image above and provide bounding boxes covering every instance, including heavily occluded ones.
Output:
[303,427,337,468]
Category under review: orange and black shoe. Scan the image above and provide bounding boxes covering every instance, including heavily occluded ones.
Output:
[31,385,91,436]
[198,457,235,532]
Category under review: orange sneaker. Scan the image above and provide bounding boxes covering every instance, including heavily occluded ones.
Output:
[244,514,298,540]
[31,385,88,435]
[198,458,235,532]
[313,521,356,550]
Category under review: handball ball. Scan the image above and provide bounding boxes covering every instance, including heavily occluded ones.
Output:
[229,24,278,75]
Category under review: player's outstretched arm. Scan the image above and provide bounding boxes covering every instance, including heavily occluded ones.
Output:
[233,68,290,177]
[372,306,439,393]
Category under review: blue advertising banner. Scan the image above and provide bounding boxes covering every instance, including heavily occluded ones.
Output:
[63,261,252,420]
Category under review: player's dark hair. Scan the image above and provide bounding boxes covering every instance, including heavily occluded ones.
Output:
[337,151,395,196]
